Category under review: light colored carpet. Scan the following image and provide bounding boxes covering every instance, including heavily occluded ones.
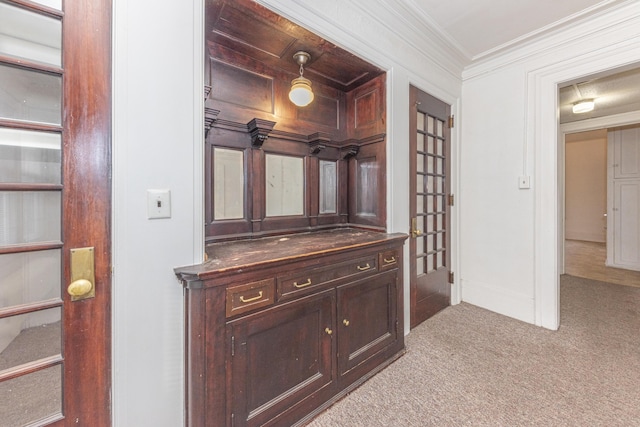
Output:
[308,275,640,426]
[0,322,61,427]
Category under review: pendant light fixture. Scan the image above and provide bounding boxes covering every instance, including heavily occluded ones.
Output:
[289,51,314,107]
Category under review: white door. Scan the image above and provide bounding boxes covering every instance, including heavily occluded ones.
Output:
[609,127,640,271]
[613,180,640,270]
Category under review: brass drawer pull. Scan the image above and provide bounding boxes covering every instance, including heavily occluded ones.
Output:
[357,263,371,271]
[293,278,312,288]
[383,256,396,264]
[239,291,263,303]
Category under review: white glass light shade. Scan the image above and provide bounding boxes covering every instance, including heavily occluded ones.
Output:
[572,100,594,114]
[289,76,314,107]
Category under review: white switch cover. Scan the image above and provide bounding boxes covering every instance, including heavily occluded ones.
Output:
[147,189,171,219]
[518,176,531,189]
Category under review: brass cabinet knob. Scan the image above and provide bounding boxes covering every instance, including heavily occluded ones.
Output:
[325,327,333,335]
[68,279,93,297]
[343,319,350,326]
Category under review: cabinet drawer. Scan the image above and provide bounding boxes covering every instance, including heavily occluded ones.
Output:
[379,249,399,271]
[278,255,377,300]
[226,278,275,318]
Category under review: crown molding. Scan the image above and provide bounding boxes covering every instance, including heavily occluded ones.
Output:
[471,0,626,62]
[463,0,640,80]
[399,0,473,61]
[361,0,469,72]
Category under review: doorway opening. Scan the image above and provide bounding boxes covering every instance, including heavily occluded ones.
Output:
[558,65,640,315]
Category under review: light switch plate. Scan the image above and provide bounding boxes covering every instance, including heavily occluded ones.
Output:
[147,189,171,219]
[518,176,531,189]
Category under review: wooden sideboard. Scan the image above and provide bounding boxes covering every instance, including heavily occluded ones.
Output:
[175,228,407,426]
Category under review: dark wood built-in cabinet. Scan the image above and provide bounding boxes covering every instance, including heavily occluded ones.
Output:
[175,230,407,426]
[176,1,406,425]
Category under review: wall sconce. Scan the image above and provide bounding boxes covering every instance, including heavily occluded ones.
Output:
[289,51,314,107]
[572,99,595,114]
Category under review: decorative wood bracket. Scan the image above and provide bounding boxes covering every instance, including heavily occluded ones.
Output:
[308,132,331,155]
[247,118,276,147]
[204,85,212,101]
[340,142,360,159]
[204,107,220,136]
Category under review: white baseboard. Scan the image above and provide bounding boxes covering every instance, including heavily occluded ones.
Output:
[461,279,535,324]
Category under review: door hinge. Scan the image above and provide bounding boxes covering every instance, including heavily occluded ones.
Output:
[448,194,454,206]
[231,336,235,357]
[448,115,454,128]
[448,271,454,284]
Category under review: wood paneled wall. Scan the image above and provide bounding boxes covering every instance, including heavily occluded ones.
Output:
[205,42,387,242]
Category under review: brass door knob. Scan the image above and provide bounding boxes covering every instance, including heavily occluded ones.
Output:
[68,279,93,297]
[411,217,422,238]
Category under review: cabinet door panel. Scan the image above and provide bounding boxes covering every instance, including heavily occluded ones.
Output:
[337,271,398,385]
[613,127,640,179]
[228,290,335,427]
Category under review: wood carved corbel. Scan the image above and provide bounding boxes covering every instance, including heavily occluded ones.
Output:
[340,140,360,159]
[247,118,276,147]
[204,107,220,137]
[308,132,331,155]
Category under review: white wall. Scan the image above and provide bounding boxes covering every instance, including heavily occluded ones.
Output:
[112,0,462,425]
[112,0,203,425]
[460,1,640,328]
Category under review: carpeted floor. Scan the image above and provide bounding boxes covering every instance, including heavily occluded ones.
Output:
[307,275,640,426]
[0,322,61,427]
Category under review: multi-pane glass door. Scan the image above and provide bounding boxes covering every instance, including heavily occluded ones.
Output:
[409,86,451,328]
[0,1,64,424]
[416,112,448,275]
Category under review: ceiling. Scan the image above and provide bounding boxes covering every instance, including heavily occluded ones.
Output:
[407,0,623,60]
[405,0,639,124]
[559,67,640,124]
[207,0,384,92]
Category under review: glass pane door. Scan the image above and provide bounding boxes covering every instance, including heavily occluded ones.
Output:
[0,2,64,425]
[416,112,448,275]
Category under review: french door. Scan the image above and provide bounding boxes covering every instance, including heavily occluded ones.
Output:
[0,0,111,425]
[409,85,451,328]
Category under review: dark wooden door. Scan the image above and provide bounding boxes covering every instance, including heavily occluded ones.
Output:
[409,86,451,329]
[228,290,335,427]
[0,1,111,425]
[336,270,398,386]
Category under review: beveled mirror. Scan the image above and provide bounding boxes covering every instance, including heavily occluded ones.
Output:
[319,160,337,214]
[213,147,244,220]
[265,153,304,217]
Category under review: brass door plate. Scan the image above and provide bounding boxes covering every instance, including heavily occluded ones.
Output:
[69,247,96,301]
